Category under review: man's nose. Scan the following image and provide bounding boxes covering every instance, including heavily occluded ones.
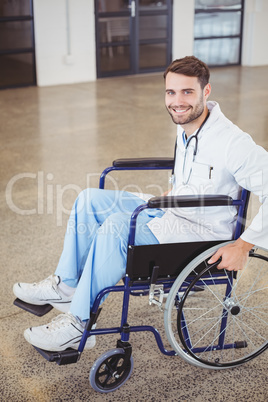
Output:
[172,93,184,106]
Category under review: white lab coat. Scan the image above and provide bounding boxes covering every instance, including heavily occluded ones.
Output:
[147,101,268,248]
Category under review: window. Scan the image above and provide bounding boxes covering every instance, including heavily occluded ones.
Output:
[194,0,244,66]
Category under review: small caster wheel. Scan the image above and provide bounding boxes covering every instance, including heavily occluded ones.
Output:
[89,348,134,393]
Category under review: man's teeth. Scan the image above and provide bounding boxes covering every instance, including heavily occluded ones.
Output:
[174,108,188,113]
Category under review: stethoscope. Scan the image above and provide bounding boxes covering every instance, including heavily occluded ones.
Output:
[171,110,210,186]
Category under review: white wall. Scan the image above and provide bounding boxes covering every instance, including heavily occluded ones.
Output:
[33,0,96,86]
[33,0,268,87]
[242,0,268,66]
[172,0,195,60]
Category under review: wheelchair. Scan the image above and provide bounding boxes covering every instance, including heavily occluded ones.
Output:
[14,157,268,393]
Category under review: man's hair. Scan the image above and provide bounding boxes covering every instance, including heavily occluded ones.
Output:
[164,56,210,89]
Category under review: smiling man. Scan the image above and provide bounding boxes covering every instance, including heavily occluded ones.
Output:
[165,72,211,132]
[13,56,268,352]
[150,56,266,271]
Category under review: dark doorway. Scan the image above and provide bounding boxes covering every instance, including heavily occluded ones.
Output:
[95,0,173,77]
[0,0,36,89]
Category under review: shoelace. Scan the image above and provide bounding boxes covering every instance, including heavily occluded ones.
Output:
[46,313,76,331]
[34,275,58,289]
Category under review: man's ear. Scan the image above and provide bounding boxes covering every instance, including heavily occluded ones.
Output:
[204,83,211,99]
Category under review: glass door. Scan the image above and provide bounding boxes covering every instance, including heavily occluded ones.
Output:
[0,0,36,89]
[95,0,132,76]
[95,0,172,78]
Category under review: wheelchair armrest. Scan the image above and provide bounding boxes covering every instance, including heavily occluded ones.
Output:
[113,157,174,168]
[147,195,233,209]
[128,195,235,245]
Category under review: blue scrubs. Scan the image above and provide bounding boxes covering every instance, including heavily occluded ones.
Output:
[55,188,163,320]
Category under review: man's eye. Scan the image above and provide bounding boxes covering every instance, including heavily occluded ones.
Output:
[167,91,175,95]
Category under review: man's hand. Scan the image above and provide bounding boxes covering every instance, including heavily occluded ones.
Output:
[208,238,254,271]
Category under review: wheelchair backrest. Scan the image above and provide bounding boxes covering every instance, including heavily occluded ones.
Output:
[126,240,226,283]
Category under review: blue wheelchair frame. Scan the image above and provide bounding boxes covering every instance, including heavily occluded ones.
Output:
[78,158,250,357]
[14,157,251,385]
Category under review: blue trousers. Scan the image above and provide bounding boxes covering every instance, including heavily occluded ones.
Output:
[55,188,163,320]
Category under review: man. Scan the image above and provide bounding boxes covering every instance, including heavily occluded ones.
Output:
[13,56,268,352]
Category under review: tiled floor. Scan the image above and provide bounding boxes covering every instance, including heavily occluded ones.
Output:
[1,65,267,401]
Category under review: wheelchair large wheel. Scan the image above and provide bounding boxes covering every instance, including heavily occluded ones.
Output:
[89,348,134,393]
[164,242,268,369]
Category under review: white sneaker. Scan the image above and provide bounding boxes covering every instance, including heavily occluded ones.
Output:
[24,312,96,352]
[13,275,73,313]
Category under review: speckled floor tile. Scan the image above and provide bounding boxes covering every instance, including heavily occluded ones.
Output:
[1,66,267,401]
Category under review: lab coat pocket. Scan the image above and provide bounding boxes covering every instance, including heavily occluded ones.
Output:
[192,162,213,179]
[191,162,214,192]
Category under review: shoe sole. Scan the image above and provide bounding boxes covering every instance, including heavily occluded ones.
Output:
[13,285,72,313]
[24,330,96,351]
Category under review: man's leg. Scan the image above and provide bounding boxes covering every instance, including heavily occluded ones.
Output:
[22,208,163,351]
[69,209,163,321]
[55,188,149,287]
[13,188,151,310]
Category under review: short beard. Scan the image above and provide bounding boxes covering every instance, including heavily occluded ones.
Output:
[167,93,205,125]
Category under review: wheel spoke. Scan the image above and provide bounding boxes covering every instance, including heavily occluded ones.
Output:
[164,244,268,368]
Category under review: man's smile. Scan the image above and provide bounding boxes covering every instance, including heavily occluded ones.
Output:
[169,106,191,114]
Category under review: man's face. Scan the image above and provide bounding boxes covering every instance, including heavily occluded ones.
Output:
[165,72,210,126]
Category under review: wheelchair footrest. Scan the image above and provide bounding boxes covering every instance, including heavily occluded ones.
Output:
[34,346,81,365]
[13,298,53,316]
